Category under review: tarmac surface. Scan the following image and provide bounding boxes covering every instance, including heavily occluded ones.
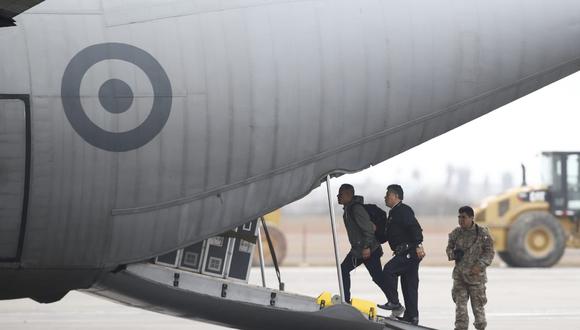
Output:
[1,266,579,330]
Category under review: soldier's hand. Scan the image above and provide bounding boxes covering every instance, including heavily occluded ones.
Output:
[416,246,426,260]
[471,265,481,275]
[362,248,371,260]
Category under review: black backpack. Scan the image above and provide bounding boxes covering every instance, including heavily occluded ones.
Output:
[354,203,388,244]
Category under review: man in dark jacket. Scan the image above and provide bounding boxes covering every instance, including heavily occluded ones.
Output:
[338,184,389,304]
[378,184,425,325]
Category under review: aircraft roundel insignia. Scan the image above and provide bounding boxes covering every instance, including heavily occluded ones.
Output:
[61,42,172,152]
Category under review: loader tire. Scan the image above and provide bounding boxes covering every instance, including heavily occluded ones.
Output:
[506,211,565,267]
[497,251,518,267]
[252,226,287,267]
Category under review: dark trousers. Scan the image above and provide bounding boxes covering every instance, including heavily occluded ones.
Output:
[383,252,420,319]
[340,246,388,302]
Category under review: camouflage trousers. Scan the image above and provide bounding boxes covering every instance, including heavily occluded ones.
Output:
[452,278,487,330]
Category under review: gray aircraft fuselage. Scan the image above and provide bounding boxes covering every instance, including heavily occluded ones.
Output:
[1,0,580,324]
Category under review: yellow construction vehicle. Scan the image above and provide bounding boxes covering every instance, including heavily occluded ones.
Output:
[476,152,580,267]
[253,210,288,266]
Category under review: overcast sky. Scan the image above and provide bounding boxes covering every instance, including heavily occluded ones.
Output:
[346,71,580,185]
[287,71,580,211]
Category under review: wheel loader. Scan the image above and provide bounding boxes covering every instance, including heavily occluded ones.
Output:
[476,152,580,267]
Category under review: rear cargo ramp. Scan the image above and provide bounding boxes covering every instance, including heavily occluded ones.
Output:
[87,263,434,330]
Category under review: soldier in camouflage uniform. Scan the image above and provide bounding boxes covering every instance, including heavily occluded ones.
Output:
[446,206,494,330]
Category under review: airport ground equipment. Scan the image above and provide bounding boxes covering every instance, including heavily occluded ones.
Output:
[253,210,288,266]
[476,152,580,267]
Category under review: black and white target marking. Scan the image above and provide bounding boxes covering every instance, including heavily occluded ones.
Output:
[61,43,172,152]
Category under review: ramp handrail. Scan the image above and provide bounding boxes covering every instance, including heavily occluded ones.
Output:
[325,175,345,303]
[260,217,284,291]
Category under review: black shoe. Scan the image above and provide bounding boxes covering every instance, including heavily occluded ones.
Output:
[396,316,419,325]
[377,301,403,310]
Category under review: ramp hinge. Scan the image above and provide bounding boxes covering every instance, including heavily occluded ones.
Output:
[270,292,277,306]
[173,273,180,287]
[221,284,228,298]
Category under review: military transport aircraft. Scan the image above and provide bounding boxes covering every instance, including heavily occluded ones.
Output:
[1,0,580,329]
